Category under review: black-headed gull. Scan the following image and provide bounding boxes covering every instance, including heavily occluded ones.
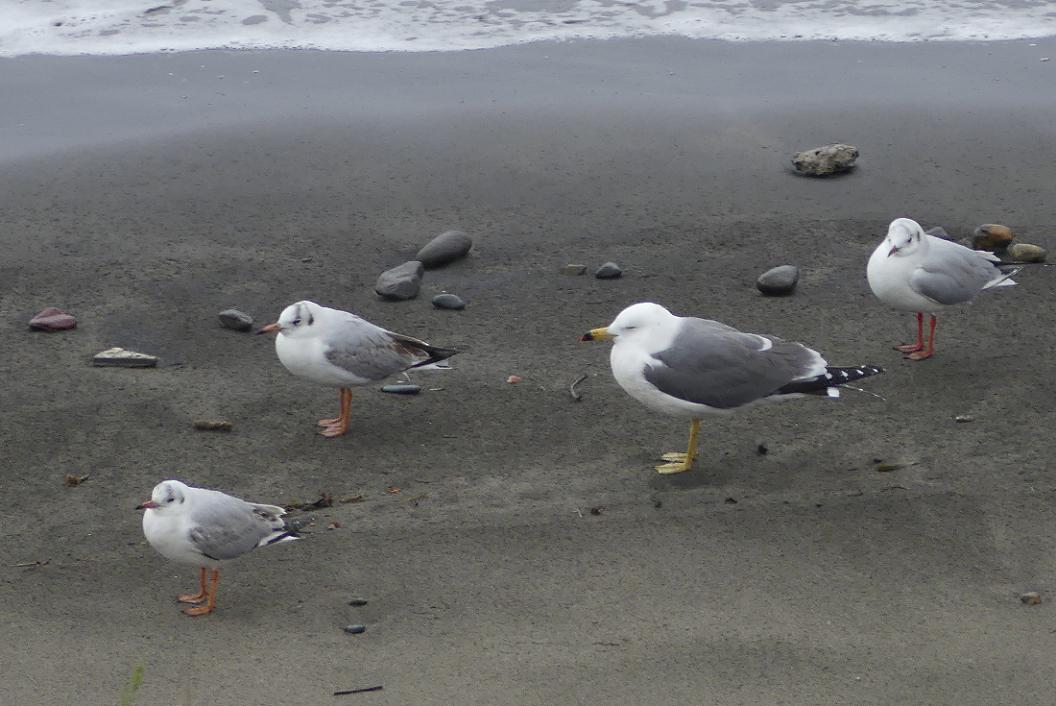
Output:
[258,300,458,437]
[137,480,299,616]
[581,302,883,474]
[867,218,1020,360]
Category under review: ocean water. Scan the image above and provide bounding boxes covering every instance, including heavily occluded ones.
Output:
[1,0,1054,56]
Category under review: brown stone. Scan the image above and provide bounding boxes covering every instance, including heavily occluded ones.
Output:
[1020,592,1042,606]
[972,224,1014,251]
[29,307,77,332]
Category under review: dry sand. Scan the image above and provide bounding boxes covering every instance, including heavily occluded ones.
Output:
[2,38,1056,705]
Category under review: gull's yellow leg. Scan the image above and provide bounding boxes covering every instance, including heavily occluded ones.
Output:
[655,419,701,474]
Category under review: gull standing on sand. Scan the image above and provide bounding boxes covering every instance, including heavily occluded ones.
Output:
[581,303,884,474]
[867,218,1020,360]
[258,300,458,437]
[137,480,299,616]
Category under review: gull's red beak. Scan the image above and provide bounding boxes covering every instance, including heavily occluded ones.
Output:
[136,500,158,510]
[887,246,899,257]
[256,322,281,336]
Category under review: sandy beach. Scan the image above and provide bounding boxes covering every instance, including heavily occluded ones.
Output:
[2,38,1056,704]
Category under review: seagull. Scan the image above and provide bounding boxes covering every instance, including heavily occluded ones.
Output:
[258,300,458,437]
[137,480,299,616]
[867,218,1020,360]
[581,302,883,474]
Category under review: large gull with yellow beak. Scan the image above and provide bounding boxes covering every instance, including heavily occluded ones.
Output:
[582,303,884,474]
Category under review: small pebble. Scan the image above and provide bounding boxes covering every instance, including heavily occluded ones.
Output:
[29,307,77,332]
[432,293,465,310]
[1020,592,1042,605]
[343,624,367,635]
[381,384,421,395]
[791,143,858,176]
[416,230,473,269]
[93,347,158,368]
[560,264,587,276]
[725,497,738,504]
[1007,242,1047,263]
[375,261,424,300]
[193,419,233,431]
[217,308,253,332]
[594,262,623,279]
[756,265,800,296]
[954,414,974,423]
[589,507,603,515]
[973,224,1014,251]
[1041,57,1050,62]
[348,598,369,607]
[756,441,769,455]
[506,375,523,384]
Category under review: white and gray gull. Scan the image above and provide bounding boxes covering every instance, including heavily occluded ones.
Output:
[867,218,1020,360]
[581,302,883,474]
[258,300,458,437]
[137,480,300,616]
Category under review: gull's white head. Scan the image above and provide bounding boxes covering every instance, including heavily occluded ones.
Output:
[582,302,676,344]
[136,480,190,512]
[257,300,324,338]
[882,218,927,258]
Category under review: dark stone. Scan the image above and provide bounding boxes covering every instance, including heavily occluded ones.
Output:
[1021,592,1042,606]
[348,598,369,607]
[382,384,421,395]
[432,293,466,310]
[343,624,367,634]
[791,143,858,176]
[29,307,77,332]
[218,308,253,331]
[560,264,587,276]
[375,261,424,300]
[594,262,623,279]
[756,265,800,296]
[924,226,953,241]
[415,230,473,269]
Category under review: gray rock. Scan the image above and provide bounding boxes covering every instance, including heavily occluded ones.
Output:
[560,264,587,276]
[432,293,466,310]
[382,384,421,395]
[924,226,953,241]
[29,307,77,332]
[594,262,623,279]
[756,265,800,296]
[348,598,369,607]
[343,624,367,634]
[791,143,859,176]
[415,230,473,269]
[1008,242,1047,263]
[375,260,424,300]
[218,308,253,331]
[93,347,158,368]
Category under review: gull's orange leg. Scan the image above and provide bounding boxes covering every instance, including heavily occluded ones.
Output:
[318,389,346,426]
[177,566,208,604]
[895,312,925,353]
[320,388,352,438]
[183,569,220,617]
[906,315,937,361]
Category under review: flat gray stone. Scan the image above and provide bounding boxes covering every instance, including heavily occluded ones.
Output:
[594,262,623,279]
[375,260,424,300]
[415,230,473,269]
[381,384,421,395]
[432,293,466,310]
[93,347,158,368]
[924,226,953,241]
[218,308,253,331]
[791,143,859,176]
[343,624,367,634]
[560,264,587,276]
[757,265,800,296]
[29,307,77,332]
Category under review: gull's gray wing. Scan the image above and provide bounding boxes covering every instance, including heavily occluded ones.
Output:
[642,318,826,409]
[910,241,1003,305]
[324,314,455,381]
[187,490,288,561]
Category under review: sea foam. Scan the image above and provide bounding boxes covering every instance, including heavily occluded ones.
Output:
[2,0,1055,57]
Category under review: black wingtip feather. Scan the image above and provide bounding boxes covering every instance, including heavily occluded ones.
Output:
[776,364,885,396]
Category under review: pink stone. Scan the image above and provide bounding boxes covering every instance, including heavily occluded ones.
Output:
[29,307,77,332]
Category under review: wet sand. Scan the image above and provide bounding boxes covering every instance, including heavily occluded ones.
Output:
[2,38,1056,705]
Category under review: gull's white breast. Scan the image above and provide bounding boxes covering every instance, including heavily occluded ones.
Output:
[275,332,367,387]
[867,244,941,313]
[143,509,213,566]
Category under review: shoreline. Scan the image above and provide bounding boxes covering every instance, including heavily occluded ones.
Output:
[3,36,1056,705]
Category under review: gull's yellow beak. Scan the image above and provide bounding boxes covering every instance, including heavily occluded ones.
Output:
[580,327,612,342]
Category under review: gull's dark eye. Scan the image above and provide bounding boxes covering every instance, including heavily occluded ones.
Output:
[166,497,175,504]
[292,318,302,326]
